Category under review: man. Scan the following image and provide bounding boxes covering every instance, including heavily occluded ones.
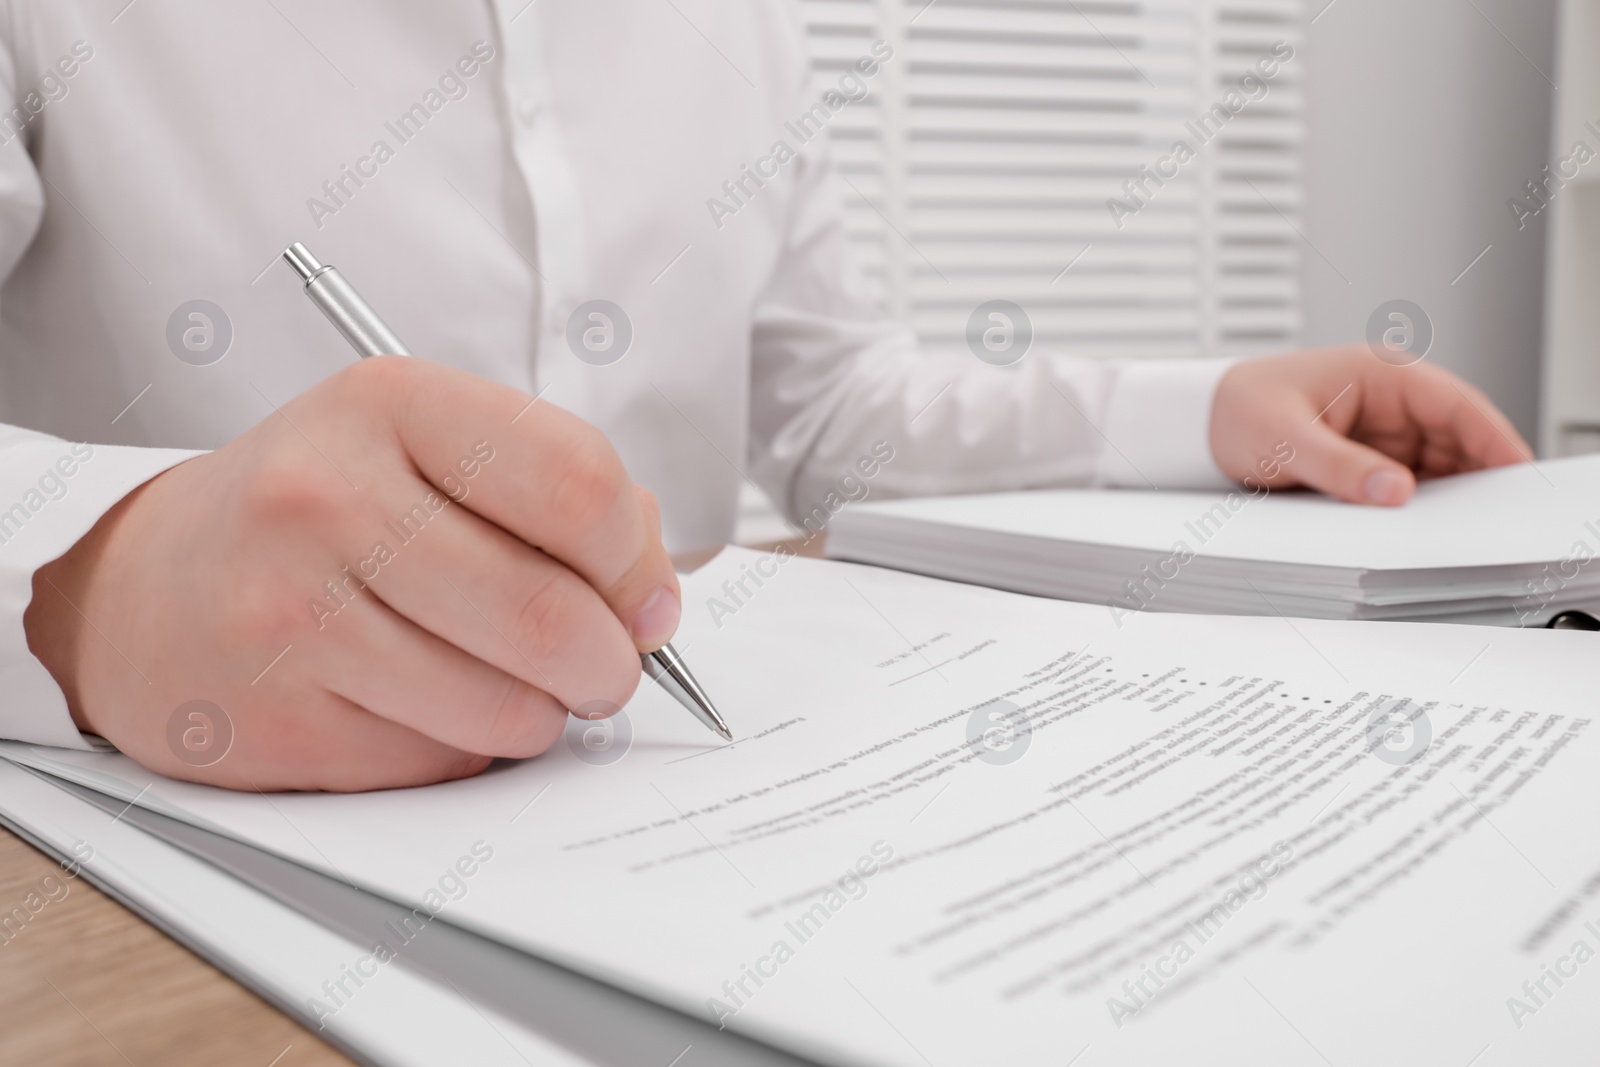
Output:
[0,1,1529,791]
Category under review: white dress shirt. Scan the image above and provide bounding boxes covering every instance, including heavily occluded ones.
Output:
[0,0,1233,749]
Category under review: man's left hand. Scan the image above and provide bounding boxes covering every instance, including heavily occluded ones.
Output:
[1209,346,1533,505]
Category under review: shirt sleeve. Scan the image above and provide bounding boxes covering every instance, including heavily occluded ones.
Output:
[745,60,1238,519]
[0,429,201,749]
[1099,356,1238,490]
[0,27,205,748]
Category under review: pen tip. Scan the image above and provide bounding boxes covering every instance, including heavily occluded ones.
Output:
[718,725,734,742]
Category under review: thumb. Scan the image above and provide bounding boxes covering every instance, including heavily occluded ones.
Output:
[1291,424,1416,506]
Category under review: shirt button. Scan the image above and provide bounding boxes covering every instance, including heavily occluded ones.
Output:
[517,98,540,125]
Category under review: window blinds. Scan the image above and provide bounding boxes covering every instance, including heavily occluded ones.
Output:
[800,0,1305,362]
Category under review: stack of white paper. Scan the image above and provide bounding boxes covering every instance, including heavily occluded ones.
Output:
[0,760,799,1066]
[827,455,1600,625]
[3,549,1597,1066]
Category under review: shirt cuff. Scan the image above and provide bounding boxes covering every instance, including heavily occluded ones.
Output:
[0,432,202,750]
[1099,357,1237,490]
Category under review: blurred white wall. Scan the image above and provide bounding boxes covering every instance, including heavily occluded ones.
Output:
[1298,0,1558,443]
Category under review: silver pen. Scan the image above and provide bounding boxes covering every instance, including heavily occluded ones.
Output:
[282,241,733,742]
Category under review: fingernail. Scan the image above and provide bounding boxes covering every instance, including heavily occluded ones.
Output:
[631,587,681,648]
[1364,468,1410,506]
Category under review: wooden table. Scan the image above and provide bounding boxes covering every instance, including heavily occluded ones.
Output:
[0,539,815,1064]
[0,827,353,1066]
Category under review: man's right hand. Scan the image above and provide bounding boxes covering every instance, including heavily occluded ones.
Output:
[22,357,680,791]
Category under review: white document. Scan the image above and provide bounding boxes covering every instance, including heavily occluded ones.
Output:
[5,549,1599,1066]
[0,761,585,1067]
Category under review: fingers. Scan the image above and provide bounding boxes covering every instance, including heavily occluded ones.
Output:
[1389,363,1532,472]
[1216,348,1534,506]
[244,692,494,793]
[1285,354,1532,504]
[321,478,642,714]
[154,687,493,793]
[306,588,572,758]
[335,357,681,651]
[1289,419,1418,506]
